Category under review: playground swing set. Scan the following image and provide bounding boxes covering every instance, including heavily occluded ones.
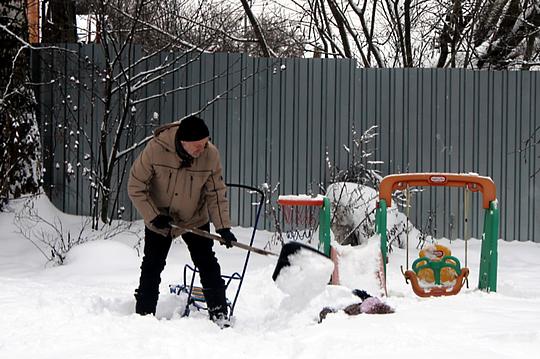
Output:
[375,173,500,297]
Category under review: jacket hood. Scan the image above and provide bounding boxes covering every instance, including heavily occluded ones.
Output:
[153,122,180,153]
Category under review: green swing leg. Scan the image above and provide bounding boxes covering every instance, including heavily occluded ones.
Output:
[376,200,388,277]
[479,201,499,292]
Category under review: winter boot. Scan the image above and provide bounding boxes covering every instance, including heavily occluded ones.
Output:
[134,289,159,316]
[203,287,231,329]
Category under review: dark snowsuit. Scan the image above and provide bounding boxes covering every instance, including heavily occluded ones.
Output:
[134,224,226,316]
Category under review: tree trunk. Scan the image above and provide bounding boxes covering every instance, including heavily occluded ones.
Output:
[437,0,464,68]
[474,0,508,47]
[403,0,413,67]
[522,34,536,71]
[240,0,273,57]
[327,0,353,58]
[42,0,78,43]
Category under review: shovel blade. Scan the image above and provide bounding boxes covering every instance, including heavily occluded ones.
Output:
[272,242,332,281]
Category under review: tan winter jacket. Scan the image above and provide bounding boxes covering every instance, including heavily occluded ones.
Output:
[128,123,231,238]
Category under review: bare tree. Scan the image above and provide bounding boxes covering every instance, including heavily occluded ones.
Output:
[434,0,540,69]
[84,0,306,57]
[476,0,540,69]
[0,0,42,210]
[267,0,540,69]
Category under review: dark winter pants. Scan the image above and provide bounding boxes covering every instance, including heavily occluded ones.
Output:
[135,223,225,315]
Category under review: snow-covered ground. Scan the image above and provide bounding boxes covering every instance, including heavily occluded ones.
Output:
[1,195,539,358]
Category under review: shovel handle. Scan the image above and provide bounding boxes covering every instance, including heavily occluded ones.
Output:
[170,224,277,256]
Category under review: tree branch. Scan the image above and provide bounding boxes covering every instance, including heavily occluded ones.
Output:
[240,0,276,57]
[326,0,353,58]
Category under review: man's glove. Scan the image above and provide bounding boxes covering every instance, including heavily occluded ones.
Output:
[151,214,173,230]
[216,228,237,248]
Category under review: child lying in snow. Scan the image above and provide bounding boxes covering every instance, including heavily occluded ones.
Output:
[318,290,394,323]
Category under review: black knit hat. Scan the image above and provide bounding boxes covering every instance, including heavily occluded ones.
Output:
[177,116,210,142]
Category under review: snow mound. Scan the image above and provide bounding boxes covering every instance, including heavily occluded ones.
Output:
[275,248,335,311]
[334,235,385,296]
[58,240,140,276]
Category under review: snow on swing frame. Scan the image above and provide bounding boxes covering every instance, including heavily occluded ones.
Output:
[375,173,500,298]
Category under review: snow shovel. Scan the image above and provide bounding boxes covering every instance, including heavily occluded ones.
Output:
[170,224,277,256]
[170,224,333,281]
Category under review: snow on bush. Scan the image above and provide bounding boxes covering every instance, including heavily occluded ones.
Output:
[327,182,419,250]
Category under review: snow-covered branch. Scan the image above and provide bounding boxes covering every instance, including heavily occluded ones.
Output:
[130,56,243,105]
[0,23,77,54]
